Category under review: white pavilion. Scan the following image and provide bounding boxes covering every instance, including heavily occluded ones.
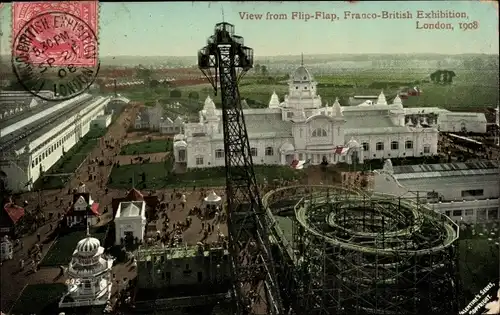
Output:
[204,191,222,207]
[173,64,443,169]
[59,229,113,308]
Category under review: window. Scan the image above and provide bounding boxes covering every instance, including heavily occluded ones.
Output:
[312,128,327,137]
[465,209,474,216]
[196,156,204,165]
[452,210,462,217]
[461,189,484,197]
[390,141,399,150]
[265,147,274,156]
[250,148,258,156]
[362,142,369,151]
[376,142,384,151]
[445,211,451,217]
[423,145,430,153]
[405,140,413,149]
[287,112,293,118]
[215,149,224,159]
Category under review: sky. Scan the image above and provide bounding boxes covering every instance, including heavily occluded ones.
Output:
[0,1,498,56]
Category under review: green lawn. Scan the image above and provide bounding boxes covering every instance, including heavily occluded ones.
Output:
[34,128,107,190]
[120,138,173,155]
[10,283,67,315]
[40,225,108,267]
[107,160,305,190]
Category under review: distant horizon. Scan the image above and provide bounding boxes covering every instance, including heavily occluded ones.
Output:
[1,2,498,56]
[2,53,497,58]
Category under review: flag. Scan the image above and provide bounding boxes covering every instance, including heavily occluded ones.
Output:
[291,160,309,169]
[334,146,349,155]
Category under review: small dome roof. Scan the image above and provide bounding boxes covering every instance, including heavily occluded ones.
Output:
[76,236,100,257]
[204,96,216,110]
[269,91,280,108]
[174,140,187,148]
[392,94,403,107]
[292,66,313,82]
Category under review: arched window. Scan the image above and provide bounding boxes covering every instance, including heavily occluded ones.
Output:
[265,147,274,156]
[250,148,258,156]
[390,141,399,150]
[405,140,413,149]
[376,142,384,151]
[312,128,327,137]
[362,142,369,151]
[215,149,224,159]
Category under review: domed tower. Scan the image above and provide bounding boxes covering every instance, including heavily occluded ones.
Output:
[268,91,280,108]
[59,228,113,308]
[203,95,219,136]
[284,55,322,115]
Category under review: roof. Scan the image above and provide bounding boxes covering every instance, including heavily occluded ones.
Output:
[127,188,144,201]
[112,192,159,218]
[2,203,25,225]
[392,160,499,180]
[119,202,143,217]
[66,202,100,217]
[403,107,450,114]
[1,94,106,153]
[245,113,292,135]
[292,66,313,83]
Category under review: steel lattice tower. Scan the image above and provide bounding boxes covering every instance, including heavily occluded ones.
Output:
[198,22,284,315]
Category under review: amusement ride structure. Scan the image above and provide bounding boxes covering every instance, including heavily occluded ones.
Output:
[198,22,284,315]
[197,21,461,315]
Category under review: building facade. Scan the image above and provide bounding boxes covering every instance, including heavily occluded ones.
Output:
[114,201,147,245]
[173,65,441,169]
[134,101,184,135]
[0,93,113,192]
[373,159,500,224]
[59,231,113,308]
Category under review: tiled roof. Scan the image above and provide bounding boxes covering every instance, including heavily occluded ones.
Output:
[3,203,25,224]
[127,188,144,201]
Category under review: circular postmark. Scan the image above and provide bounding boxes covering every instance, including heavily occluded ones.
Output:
[12,11,100,101]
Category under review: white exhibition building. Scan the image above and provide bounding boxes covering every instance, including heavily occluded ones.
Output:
[0,91,129,193]
[374,159,499,224]
[172,65,486,169]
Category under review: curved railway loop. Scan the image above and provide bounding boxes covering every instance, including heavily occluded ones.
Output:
[263,185,460,315]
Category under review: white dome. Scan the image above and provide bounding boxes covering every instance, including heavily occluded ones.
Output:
[392,94,403,107]
[174,140,187,148]
[76,236,100,257]
[204,96,216,110]
[269,91,280,108]
[292,66,313,82]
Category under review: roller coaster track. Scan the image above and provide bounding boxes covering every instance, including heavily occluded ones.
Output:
[0,94,94,152]
[262,185,459,257]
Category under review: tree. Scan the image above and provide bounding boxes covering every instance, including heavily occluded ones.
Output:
[170,89,182,98]
[149,79,159,88]
[254,64,261,74]
[261,65,267,76]
[442,71,448,83]
[447,70,456,83]
[188,91,199,100]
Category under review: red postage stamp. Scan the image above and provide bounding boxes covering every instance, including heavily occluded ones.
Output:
[12,1,99,67]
